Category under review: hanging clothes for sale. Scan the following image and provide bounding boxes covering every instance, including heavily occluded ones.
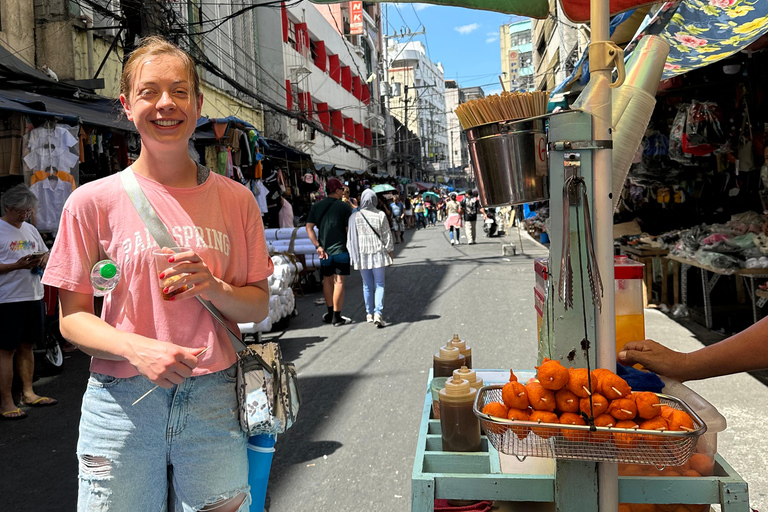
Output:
[29,170,76,191]
[29,175,74,234]
[0,114,25,176]
[279,197,294,228]
[23,122,79,172]
[251,180,269,214]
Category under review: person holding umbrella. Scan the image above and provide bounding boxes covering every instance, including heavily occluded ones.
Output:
[461,190,480,245]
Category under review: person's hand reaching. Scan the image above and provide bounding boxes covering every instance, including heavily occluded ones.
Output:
[617,339,690,382]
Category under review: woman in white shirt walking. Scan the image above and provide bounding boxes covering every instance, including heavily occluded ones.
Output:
[347,189,394,327]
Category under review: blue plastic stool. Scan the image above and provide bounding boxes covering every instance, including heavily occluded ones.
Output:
[248,434,276,511]
[540,232,550,244]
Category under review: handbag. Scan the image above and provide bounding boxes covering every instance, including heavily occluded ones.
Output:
[119,168,300,436]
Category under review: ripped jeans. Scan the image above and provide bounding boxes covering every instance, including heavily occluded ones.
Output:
[77,365,250,512]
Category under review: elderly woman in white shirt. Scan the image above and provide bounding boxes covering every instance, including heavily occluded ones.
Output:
[347,189,394,328]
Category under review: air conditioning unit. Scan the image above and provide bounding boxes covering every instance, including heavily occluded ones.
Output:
[80,0,120,39]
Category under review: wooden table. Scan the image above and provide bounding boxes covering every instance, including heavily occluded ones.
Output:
[620,245,670,306]
[666,254,768,328]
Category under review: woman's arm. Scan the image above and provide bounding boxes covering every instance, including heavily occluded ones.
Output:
[618,316,768,381]
[59,289,203,387]
[380,212,394,253]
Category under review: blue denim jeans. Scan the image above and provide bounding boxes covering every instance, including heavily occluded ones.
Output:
[360,266,386,315]
[77,365,250,511]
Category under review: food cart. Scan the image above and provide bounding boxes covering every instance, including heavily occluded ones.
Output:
[309,1,755,510]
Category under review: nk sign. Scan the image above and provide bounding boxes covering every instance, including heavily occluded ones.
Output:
[350,1,364,35]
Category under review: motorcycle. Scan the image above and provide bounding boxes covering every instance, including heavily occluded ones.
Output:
[483,208,499,237]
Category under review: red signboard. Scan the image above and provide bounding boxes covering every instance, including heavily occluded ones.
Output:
[349,1,364,35]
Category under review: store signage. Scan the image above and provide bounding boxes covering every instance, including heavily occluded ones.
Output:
[350,2,364,35]
[509,50,519,85]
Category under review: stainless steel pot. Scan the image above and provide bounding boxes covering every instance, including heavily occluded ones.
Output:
[466,118,549,207]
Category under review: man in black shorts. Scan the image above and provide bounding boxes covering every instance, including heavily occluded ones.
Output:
[306,178,354,326]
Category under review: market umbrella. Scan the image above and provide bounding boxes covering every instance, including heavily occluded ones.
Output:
[310,0,659,23]
[371,184,396,193]
[422,191,439,201]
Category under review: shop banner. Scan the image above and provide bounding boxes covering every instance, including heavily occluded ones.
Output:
[350,1,364,35]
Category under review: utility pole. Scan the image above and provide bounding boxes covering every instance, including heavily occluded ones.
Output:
[383,25,425,179]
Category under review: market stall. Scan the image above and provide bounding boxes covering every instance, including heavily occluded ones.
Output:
[309,0,766,510]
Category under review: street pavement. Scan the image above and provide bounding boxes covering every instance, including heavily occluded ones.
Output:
[1,222,766,511]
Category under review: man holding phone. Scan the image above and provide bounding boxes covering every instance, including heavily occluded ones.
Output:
[0,185,55,420]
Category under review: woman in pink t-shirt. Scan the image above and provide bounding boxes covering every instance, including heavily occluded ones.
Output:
[42,37,272,512]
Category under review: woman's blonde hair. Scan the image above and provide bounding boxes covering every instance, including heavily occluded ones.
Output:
[121,36,201,101]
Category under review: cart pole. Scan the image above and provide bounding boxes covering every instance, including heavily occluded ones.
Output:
[589,0,619,509]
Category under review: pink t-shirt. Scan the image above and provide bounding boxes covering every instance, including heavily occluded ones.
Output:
[42,169,274,378]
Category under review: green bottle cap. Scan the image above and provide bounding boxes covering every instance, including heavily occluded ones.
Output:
[100,263,117,279]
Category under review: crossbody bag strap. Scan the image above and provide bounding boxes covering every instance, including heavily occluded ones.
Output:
[358,210,383,242]
[119,168,260,360]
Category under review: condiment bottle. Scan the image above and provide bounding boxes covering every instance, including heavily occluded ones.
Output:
[439,375,481,452]
[433,342,466,378]
[453,366,483,392]
[449,334,472,368]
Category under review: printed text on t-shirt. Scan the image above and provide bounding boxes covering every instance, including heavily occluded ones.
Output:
[121,226,231,261]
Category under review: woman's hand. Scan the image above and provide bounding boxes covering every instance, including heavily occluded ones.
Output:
[617,339,689,381]
[126,336,205,388]
[157,247,225,302]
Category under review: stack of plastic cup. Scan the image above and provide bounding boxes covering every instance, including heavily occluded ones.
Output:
[247,434,277,511]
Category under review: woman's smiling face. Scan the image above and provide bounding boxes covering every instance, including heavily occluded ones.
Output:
[120,54,202,150]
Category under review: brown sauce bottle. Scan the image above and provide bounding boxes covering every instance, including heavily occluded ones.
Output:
[439,375,481,452]
[453,366,483,393]
[449,334,472,369]
[433,343,466,378]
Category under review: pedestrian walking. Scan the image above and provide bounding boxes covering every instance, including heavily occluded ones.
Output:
[444,192,464,245]
[413,195,426,229]
[41,36,273,511]
[437,195,445,223]
[342,186,358,209]
[389,193,405,244]
[307,177,354,326]
[348,189,394,328]
[461,190,480,245]
[426,199,437,227]
[0,185,56,420]
[404,196,414,229]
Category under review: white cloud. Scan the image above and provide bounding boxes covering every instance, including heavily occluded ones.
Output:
[454,23,481,35]
[486,32,499,43]
[414,3,433,11]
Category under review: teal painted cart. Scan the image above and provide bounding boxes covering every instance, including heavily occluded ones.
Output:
[412,374,750,512]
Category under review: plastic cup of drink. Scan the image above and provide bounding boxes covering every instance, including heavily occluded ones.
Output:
[152,247,192,301]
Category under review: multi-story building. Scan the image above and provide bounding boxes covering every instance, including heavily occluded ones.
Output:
[387,40,447,180]
[20,0,264,128]
[444,80,467,173]
[256,1,381,171]
[531,0,588,91]
[500,20,534,92]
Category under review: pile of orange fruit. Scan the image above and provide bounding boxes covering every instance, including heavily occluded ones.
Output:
[480,358,696,445]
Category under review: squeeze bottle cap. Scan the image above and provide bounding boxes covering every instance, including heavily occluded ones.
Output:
[450,334,468,351]
[100,263,117,279]
[443,375,470,396]
[438,344,460,360]
[453,366,477,383]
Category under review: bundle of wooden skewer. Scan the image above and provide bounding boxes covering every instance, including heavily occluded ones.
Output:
[455,91,549,130]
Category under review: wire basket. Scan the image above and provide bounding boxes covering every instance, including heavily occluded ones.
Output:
[474,385,707,467]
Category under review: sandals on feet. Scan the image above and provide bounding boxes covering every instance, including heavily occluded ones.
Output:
[22,396,58,407]
[1,408,28,420]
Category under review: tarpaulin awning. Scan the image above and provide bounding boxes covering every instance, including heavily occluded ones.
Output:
[0,88,134,131]
[260,137,310,162]
[310,0,659,23]
[0,93,78,122]
[195,116,259,141]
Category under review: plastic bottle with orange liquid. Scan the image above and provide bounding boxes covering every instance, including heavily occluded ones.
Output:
[614,256,646,356]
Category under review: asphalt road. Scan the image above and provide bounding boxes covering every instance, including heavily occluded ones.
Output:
[3,222,766,511]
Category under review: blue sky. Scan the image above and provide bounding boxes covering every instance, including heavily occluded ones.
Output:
[383,3,524,96]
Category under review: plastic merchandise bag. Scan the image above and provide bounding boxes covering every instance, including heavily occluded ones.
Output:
[669,104,691,163]
[671,304,689,318]
[682,101,725,156]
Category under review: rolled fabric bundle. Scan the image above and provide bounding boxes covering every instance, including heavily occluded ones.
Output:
[264,227,318,241]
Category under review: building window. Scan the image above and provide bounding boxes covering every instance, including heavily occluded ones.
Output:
[510,31,532,47]
[519,51,533,70]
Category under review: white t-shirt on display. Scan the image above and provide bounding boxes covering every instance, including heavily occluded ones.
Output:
[30,177,73,233]
[0,220,46,303]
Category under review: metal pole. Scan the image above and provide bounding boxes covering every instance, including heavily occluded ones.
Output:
[590,0,618,509]
[382,6,394,176]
